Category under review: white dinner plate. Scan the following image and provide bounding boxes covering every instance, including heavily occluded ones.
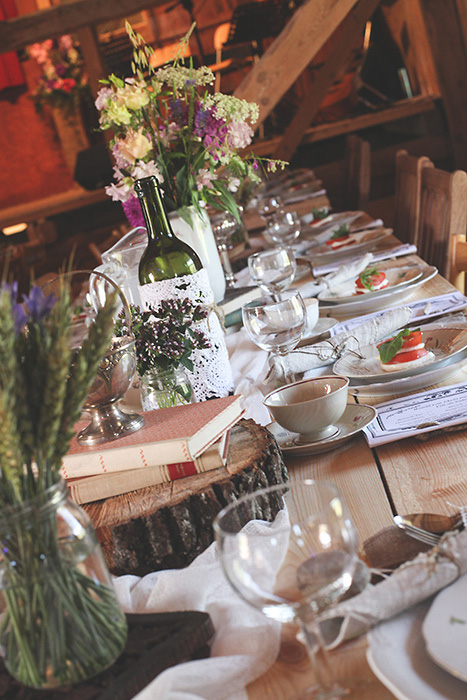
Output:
[423,575,467,681]
[334,327,467,382]
[319,266,438,318]
[297,317,338,347]
[301,210,362,235]
[307,226,392,261]
[346,352,467,396]
[266,404,377,456]
[367,601,467,700]
[317,265,423,303]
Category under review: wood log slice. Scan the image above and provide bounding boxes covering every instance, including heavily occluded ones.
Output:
[83,419,288,576]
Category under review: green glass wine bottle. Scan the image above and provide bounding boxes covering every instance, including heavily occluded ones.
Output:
[134,176,202,284]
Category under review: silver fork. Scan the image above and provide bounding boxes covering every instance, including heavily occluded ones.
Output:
[393,516,442,546]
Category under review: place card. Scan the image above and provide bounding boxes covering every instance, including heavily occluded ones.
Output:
[330,291,467,337]
[363,382,467,446]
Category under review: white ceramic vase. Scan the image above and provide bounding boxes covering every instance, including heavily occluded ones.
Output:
[169,207,226,302]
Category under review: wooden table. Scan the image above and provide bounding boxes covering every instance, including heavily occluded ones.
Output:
[247,254,467,699]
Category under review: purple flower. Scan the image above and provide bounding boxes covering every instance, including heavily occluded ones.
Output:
[1,281,27,333]
[55,63,66,77]
[23,286,56,323]
[122,196,146,229]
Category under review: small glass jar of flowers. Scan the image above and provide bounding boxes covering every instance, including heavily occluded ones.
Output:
[0,280,128,689]
[28,35,90,116]
[95,22,285,227]
[115,297,210,410]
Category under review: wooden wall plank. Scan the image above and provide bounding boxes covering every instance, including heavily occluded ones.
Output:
[273,0,381,161]
[233,0,360,128]
[0,0,167,53]
[420,0,467,169]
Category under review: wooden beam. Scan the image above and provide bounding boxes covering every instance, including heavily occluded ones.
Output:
[420,0,467,168]
[273,0,381,161]
[234,0,360,128]
[0,0,168,54]
[76,26,108,97]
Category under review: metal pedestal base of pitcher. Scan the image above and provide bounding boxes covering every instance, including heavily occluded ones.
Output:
[77,402,145,446]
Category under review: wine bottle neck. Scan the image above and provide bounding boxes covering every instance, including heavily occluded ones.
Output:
[134,177,174,242]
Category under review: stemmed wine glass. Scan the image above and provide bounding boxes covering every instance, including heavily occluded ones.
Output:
[265,210,301,247]
[210,211,238,290]
[248,247,297,302]
[214,479,360,699]
[242,290,306,377]
[257,194,285,222]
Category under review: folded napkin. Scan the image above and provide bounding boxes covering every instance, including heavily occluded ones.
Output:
[313,243,417,277]
[268,306,412,383]
[114,525,282,700]
[298,253,373,298]
[319,528,467,650]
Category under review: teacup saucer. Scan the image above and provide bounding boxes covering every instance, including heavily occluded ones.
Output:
[297,317,338,347]
[267,404,377,456]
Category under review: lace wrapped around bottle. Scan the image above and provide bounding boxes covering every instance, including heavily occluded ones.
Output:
[138,269,234,401]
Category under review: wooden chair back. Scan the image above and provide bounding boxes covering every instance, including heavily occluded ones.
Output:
[393,149,433,246]
[417,166,467,289]
[343,134,371,210]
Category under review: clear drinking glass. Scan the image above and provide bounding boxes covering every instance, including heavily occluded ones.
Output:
[214,479,360,699]
[257,194,285,222]
[210,212,238,289]
[248,247,297,301]
[242,289,306,357]
[265,210,301,246]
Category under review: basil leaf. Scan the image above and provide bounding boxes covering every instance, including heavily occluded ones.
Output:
[330,223,350,240]
[312,207,328,221]
[359,266,378,291]
[378,328,411,364]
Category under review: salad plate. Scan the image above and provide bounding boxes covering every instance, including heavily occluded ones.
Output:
[346,351,467,396]
[301,210,362,234]
[319,265,438,318]
[423,574,467,682]
[367,600,467,700]
[317,265,423,304]
[306,227,392,263]
[266,404,377,456]
[334,327,467,382]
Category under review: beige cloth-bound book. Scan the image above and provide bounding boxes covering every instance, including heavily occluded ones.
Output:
[60,394,244,480]
[66,431,231,504]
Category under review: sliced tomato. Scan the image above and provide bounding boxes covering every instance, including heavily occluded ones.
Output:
[401,330,422,348]
[384,347,428,365]
[355,272,386,290]
[325,235,349,246]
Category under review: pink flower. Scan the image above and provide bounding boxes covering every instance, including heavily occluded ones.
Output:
[226,121,254,150]
[58,35,73,51]
[95,86,113,110]
[196,168,215,191]
[117,129,152,163]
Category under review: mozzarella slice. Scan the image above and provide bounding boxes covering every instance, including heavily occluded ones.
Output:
[380,350,435,373]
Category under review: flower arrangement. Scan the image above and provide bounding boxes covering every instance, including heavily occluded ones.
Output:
[115,297,210,376]
[28,35,89,115]
[0,280,127,688]
[96,23,285,226]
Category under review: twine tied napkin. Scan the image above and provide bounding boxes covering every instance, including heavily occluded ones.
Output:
[268,306,412,383]
[320,528,467,650]
[298,253,373,298]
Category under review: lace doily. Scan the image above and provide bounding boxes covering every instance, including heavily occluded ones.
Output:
[138,270,234,401]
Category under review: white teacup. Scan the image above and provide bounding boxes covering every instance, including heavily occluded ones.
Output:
[304,297,319,334]
[263,375,349,443]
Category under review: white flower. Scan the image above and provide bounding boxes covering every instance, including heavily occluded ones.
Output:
[227,177,241,193]
[196,168,215,191]
[105,181,133,203]
[95,86,113,111]
[132,161,163,183]
[156,65,214,89]
[116,80,150,110]
[226,121,254,150]
[117,129,152,163]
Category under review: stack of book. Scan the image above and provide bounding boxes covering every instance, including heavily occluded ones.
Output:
[61,395,244,504]
[219,286,262,328]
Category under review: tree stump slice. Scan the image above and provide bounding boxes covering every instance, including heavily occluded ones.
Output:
[83,419,288,577]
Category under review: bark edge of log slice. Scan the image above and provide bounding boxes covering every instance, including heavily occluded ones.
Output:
[83,419,288,576]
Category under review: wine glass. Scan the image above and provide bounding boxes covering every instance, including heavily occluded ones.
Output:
[265,210,301,247]
[257,194,285,222]
[214,479,360,699]
[242,289,306,363]
[210,211,238,290]
[248,247,297,301]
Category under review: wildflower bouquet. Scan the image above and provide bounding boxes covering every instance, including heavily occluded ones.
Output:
[28,35,89,115]
[96,23,284,226]
[0,281,127,689]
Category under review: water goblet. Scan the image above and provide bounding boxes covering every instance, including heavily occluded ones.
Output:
[266,210,301,247]
[214,479,360,699]
[210,211,238,290]
[248,247,297,301]
[242,289,306,363]
[257,194,285,222]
